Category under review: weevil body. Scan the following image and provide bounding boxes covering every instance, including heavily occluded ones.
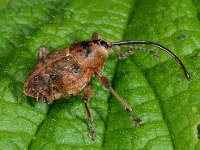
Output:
[24,34,110,103]
[23,33,190,140]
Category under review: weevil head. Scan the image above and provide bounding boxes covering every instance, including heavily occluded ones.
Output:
[91,32,111,58]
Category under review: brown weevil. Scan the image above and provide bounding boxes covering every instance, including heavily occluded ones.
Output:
[23,33,190,140]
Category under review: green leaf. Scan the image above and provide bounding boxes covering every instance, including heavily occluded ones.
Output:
[0,0,199,149]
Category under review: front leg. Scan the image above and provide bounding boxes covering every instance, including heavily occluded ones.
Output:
[112,45,159,59]
[112,46,134,59]
[82,85,95,140]
[98,75,142,127]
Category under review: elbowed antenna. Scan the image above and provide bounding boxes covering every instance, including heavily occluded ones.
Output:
[111,41,190,80]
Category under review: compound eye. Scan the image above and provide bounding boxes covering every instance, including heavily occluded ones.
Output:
[100,41,109,49]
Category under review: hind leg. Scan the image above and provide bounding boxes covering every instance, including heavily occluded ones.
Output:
[98,75,142,127]
[38,47,50,62]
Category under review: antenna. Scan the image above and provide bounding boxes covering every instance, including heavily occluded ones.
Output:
[111,40,190,80]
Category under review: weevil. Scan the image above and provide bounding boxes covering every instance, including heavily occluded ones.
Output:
[23,32,190,140]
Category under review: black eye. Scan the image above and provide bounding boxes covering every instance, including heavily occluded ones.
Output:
[100,41,109,49]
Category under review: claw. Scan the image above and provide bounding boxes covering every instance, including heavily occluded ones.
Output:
[89,130,95,140]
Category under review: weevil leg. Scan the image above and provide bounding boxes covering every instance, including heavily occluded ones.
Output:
[38,47,50,62]
[112,45,159,59]
[82,85,95,140]
[112,46,134,59]
[98,75,142,127]
[121,45,159,57]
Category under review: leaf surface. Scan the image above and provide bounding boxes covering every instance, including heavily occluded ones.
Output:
[0,0,199,149]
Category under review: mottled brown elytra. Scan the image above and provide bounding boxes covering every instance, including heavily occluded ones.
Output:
[23,33,190,140]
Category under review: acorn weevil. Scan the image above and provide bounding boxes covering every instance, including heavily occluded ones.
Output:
[24,33,190,140]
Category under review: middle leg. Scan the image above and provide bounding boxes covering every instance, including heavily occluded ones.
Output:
[82,84,95,140]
